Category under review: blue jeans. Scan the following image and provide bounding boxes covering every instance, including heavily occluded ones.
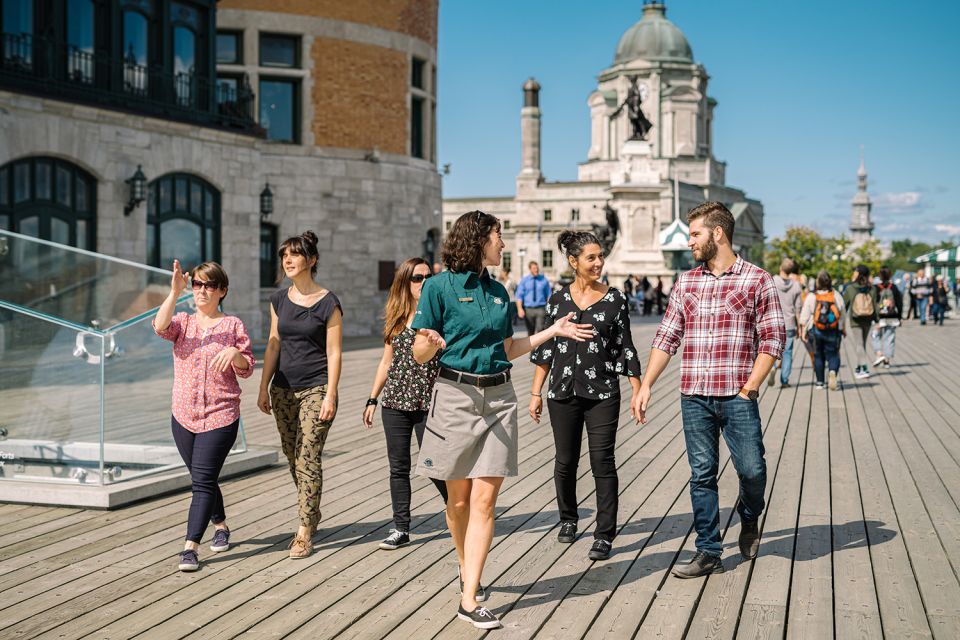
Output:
[680,395,767,557]
[780,329,796,384]
[812,328,841,383]
[917,297,929,324]
[931,302,945,325]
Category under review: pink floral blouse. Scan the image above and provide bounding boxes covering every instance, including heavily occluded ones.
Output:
[154,312,255,433]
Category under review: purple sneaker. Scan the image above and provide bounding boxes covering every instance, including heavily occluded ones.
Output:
[210,528,230,552]
[178,549,199,572]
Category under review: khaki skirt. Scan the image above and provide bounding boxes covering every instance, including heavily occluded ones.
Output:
[416,375,519,480]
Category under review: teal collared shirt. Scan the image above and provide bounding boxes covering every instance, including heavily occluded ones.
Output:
[412,269,514,375]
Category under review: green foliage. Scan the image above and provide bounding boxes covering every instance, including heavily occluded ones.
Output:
[764,227,882,283]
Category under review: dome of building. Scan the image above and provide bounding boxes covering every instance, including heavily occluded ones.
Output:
[614,2,693,64]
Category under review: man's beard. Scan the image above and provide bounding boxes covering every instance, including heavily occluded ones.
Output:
[694,236,718,263]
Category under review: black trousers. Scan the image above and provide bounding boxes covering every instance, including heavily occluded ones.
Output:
[548,394,620,542]
[171,416,239,543]
[382,407,449,531]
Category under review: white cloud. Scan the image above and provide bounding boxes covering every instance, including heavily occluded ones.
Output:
[934,223,960,235]
[873,191,924,213]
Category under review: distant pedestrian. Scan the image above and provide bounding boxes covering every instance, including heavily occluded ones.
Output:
[931,275,949,325]
[258,231,343,559]
[844,265,879,379]
[530,231,642,562]
[901,272,915,319]
[623,274,638,314]
[800,270,845,390]
[154,260,255,572]
[911,269,932,324]
[515,261,552,335]
[641,277,653,316]
[638,202,785,578]
[433,262,443,275]
[769,258,803,387]
[655,277,664,314]
[363,258,449,550]
[871,266,902,368]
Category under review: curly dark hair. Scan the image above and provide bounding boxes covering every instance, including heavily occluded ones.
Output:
[441,210,501,273]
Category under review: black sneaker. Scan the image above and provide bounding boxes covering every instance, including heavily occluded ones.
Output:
[671,550,724,579]
[178,549,199,572]
[457,604,501,629]
[458,566,487,602]
[378,529,410,550]
[588,539,612,560]
[557,522,577,543]
[210,528,230,553]
[739,518,760,559]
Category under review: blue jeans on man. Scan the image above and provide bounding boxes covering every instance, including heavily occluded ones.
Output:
[917,296,929,324]
[680,394,766,557]
[779,329,796,385]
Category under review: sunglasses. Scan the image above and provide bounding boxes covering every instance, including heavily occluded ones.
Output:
[191,279,221,291]
[410,273,432,283]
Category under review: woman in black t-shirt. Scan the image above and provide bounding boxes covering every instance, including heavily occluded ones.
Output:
[258,231,343,559]
[530,231,642,561]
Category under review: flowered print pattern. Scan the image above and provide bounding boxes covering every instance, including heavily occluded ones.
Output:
[381,327,441,411]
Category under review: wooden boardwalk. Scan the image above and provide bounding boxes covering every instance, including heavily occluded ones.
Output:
[1,318,959,639]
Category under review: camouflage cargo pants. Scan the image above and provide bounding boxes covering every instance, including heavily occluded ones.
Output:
[270,384,333,529]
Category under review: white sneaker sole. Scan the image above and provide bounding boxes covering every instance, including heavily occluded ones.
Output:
[457,613,501,629]
[210,543,229,552]
[178,562,199,571]
[378,540,410,550]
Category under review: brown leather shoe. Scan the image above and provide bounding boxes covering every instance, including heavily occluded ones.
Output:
[288,535,313,559]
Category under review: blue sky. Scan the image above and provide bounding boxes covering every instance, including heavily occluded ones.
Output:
[437,1,960,245]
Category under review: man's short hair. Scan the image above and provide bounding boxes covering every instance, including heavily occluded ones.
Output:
[528,261,539,269]
[780,258,797,275]
[687,201,735,243]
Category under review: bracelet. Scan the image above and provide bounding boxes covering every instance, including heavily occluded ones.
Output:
[366,398,378,407]
[531,392,542,397]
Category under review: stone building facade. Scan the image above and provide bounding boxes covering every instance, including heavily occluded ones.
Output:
[444,2,765,284]
[0,0,440,337]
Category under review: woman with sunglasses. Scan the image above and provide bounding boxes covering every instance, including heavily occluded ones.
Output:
[154,260,255,572]
[362,258,449,550]
[258,231,342,559]
[412,210,594,629]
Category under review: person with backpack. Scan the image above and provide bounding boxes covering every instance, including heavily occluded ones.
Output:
[768,258,803,388]
[799,270,845,390]
[843,265,879,379]
[931,275,949,326]
[871,267,903,369]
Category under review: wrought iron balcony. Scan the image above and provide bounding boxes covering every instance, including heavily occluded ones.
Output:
[0,32,260,135]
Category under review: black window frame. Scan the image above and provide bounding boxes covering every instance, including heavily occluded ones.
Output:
[411,56,425,90]
[0,155,97,250]
[259,32,299,69]
[258,75,300,144]
[146,172,220,269]
[542,249,553,268]
[543,208,552,222]
[259,220,278,287]
[215,29,242,64]
[410,95,424,159]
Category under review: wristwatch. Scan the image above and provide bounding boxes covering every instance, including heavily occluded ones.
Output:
[366,398,378,407]
[741,388,758,401]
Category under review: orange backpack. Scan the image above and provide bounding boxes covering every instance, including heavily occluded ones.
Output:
[813,292,840,331]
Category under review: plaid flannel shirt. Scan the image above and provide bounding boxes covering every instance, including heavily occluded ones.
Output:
[651,256,785,397]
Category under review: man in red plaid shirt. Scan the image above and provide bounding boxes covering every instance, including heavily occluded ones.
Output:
[635,201,785,578]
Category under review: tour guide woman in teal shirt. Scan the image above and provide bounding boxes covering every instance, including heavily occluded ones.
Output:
[412,210,593,630]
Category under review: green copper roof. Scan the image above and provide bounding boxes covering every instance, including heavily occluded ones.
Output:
[614,3,693,64]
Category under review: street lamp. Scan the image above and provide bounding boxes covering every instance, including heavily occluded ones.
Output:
[260,183,274,217]
[123,165,147,216]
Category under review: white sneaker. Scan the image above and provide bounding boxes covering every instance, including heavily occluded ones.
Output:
[873,355,886,366]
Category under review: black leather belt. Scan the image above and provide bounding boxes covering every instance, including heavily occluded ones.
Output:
[439,367,511,388]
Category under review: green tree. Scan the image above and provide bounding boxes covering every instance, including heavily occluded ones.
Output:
[764,226,831,276]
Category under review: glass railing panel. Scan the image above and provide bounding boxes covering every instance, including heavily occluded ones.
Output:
[0,309,103,483]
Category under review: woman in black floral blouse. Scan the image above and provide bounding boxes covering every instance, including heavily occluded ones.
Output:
[529,231,642,561]
[363,258,449,550]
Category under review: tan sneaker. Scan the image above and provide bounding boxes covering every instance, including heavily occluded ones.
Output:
[828,371,838,391]
[288,535,313,559]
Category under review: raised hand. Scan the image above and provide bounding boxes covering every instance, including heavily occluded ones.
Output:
[171,260,190,295]
[554,312,595,342]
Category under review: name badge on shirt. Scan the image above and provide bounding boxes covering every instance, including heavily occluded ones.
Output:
[493,297,503,305]
[458,297,474,302]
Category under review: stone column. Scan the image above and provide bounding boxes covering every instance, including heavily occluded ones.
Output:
[520,78,541,179]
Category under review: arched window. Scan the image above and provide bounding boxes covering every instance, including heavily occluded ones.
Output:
[0,156,97,249]
[146,173,219,269]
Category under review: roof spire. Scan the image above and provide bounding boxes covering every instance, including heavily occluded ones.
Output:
[857,145,867,191]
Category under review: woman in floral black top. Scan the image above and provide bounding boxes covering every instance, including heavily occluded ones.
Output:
[529,231,642,560]
[363,258,449,549]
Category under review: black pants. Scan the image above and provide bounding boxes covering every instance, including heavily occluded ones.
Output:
[548,395,620,542]
[382,407,449,531]
[171,416,239,543]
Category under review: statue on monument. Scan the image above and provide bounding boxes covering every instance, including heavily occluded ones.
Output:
[592,201,621,256]
[611,76,653,141]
